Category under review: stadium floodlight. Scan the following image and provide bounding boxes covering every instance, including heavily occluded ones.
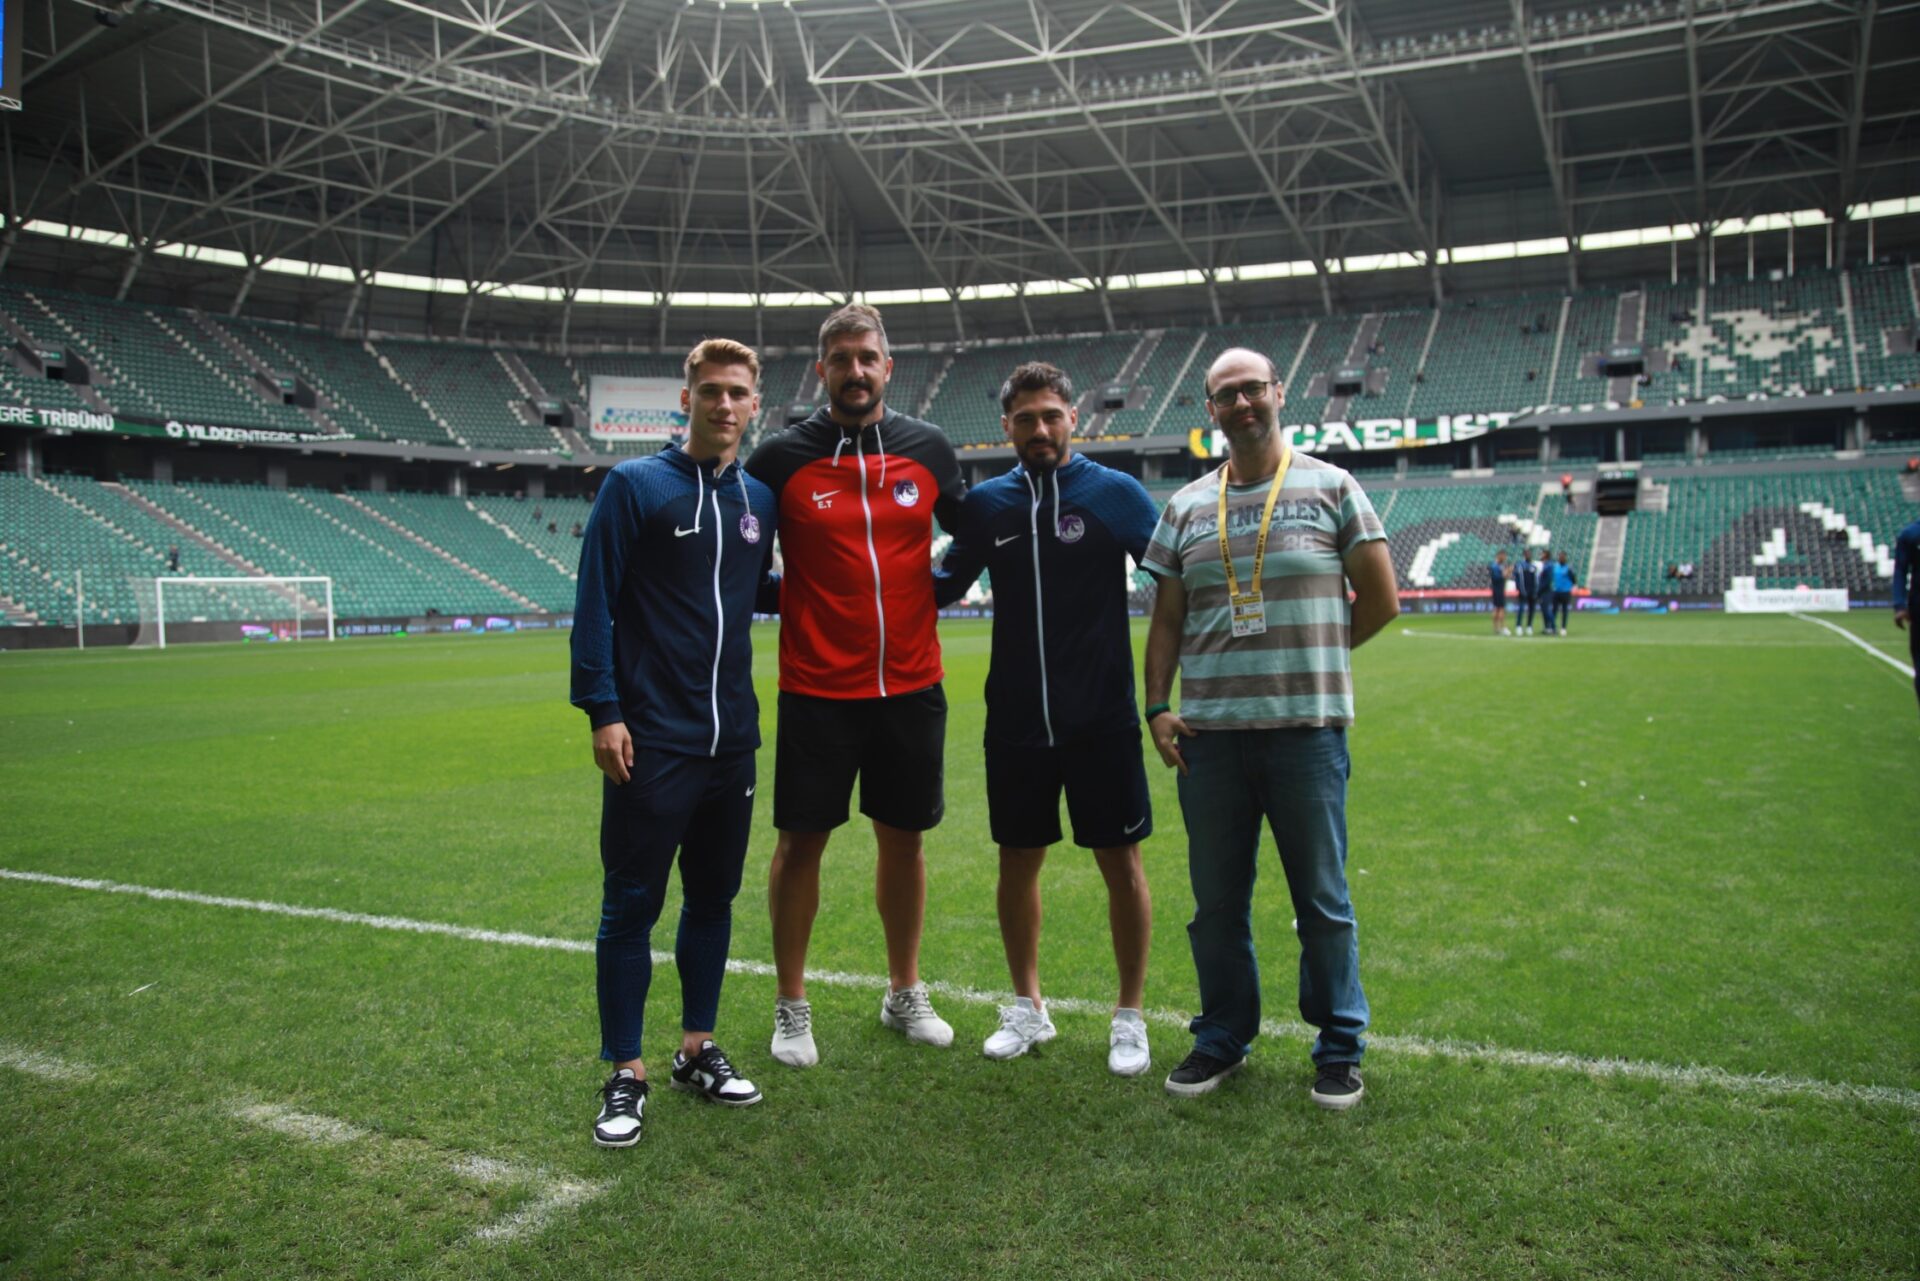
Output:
[132,576,335,649]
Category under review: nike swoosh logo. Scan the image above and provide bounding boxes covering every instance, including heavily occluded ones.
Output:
[811,490,840,502]
[745,785,755,797]
[1123,817,1146,835]
[674,526,698,538]
[995,533,1022,546]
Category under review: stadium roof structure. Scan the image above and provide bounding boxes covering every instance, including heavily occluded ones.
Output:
[5,0,1918,344]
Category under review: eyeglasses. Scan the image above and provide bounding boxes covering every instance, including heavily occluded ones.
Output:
[1207,380,1272,408]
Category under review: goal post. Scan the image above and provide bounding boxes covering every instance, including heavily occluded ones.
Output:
[132,576,335,648]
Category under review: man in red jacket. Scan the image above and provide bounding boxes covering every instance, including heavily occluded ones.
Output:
[744,304,967,1067]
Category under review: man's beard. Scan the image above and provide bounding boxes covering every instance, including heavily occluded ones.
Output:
[830,380,880,419]
[1018,439,1062,473]
[1223,414,1276,445]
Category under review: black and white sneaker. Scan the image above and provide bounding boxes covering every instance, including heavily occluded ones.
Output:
[670,1040,763,1107]
[593,1069,647,1147]
[1163,1048,1245,1097]
[1309,1062,1365,1111]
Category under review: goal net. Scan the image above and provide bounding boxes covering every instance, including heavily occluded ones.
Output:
[130,576,335,648]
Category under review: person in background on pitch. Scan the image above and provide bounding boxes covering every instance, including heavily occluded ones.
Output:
[1514,545,1540,636]
[1142,347,1400,1109]
[571,338,780,1147]
[1550,549,1577,635]
[745,304,968,1067]
[1536,546,1559,635]
[1489,549,1511,636]
[933,361,1159,1075]
[1893,512,1920,714]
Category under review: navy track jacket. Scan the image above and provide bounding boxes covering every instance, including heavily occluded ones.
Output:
[570,443,779,757]
[933,452,1159,748]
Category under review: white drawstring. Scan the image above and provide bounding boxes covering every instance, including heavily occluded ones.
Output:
[832,433,849,468]
[1051,468,1061,540]
[692,463,705,533]
[876,417,888,488]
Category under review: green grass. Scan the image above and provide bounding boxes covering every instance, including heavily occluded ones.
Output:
[2,614,1916,1279]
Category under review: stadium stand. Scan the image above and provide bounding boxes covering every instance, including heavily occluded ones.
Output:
[1847,264,1920,390]
[357,491,577,611]
[4,272,1910,450]
[1620,467,1904,597]
[1366,310,1433,416]
[223,318,452,446]
[0,284,166,418]
[136,481,527,617]
[376,340,558,452]
[1699,271,1849,397]
[517,349,584,402]
[925,335,1136,446]
[1550,289,1622,405]
[1639,280,1702,406]
[1406,294,1560,421]
[0,351,98,415]
[0,472,225,625]
[5,456,1911,629]
[1102,328,1202,436]
[1272,316,1359,427]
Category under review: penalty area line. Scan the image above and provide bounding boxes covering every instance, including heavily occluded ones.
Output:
[1790,611,1915,678]
[4,866,1917,1114]
[0,1055,608,1244]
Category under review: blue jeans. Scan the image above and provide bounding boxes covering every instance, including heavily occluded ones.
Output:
[1175,727,1368,1066]
[1537,591,1558,632]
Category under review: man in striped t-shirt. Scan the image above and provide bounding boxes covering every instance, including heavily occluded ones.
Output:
[1141,346,1400,1109]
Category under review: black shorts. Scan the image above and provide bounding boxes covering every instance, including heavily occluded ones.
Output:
[983,728,1153,850]
[773,684,946,833]
[1490,587,1507,607]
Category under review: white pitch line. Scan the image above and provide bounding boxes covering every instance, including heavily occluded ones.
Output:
[237,1105,608,1243]
[1396,627,1829,649]
[5,866,1917,1113]
[1790,611,1916,678]
[0,1042,96,1082]
[237,1103,369,1145]
[0,867,595,955]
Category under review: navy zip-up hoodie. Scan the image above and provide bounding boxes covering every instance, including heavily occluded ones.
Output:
[570,443,779,757]
[933,452,1159,748]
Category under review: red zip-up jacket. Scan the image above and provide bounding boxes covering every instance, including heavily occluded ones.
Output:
[746,407,965,700]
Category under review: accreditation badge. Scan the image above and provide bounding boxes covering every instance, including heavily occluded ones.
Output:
[1229,591,1266,637]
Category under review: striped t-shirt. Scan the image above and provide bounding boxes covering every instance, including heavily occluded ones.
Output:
[1142,451,1384,729]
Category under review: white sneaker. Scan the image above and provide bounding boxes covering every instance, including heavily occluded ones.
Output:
[880,982,955,1047]
[1108,1009,1151,1077]
[982,996,1056,1060]
[771,996,819,1068]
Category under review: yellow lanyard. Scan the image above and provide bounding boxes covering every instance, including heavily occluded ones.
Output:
[1216,446,1293,599]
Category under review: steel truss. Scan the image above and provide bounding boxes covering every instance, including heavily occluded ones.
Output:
[4,0,1914,336]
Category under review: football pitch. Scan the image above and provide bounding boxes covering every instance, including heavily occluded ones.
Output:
[2,613,1915,1280]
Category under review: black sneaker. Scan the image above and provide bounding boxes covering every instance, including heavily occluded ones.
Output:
[670,1040,763,1107]
[1163,1048,1245,1097]
[593,1069,648,1147]
[1310,1062,1365,1111]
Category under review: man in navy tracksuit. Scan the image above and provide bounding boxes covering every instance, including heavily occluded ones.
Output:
[1894,515,1920,714]
[933,362,1160,1076]
[1535,546,1560,635]
[1514,548,1540,635]
[570,338,780,1146]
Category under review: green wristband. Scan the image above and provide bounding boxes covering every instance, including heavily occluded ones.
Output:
[1143,702,1172,722]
